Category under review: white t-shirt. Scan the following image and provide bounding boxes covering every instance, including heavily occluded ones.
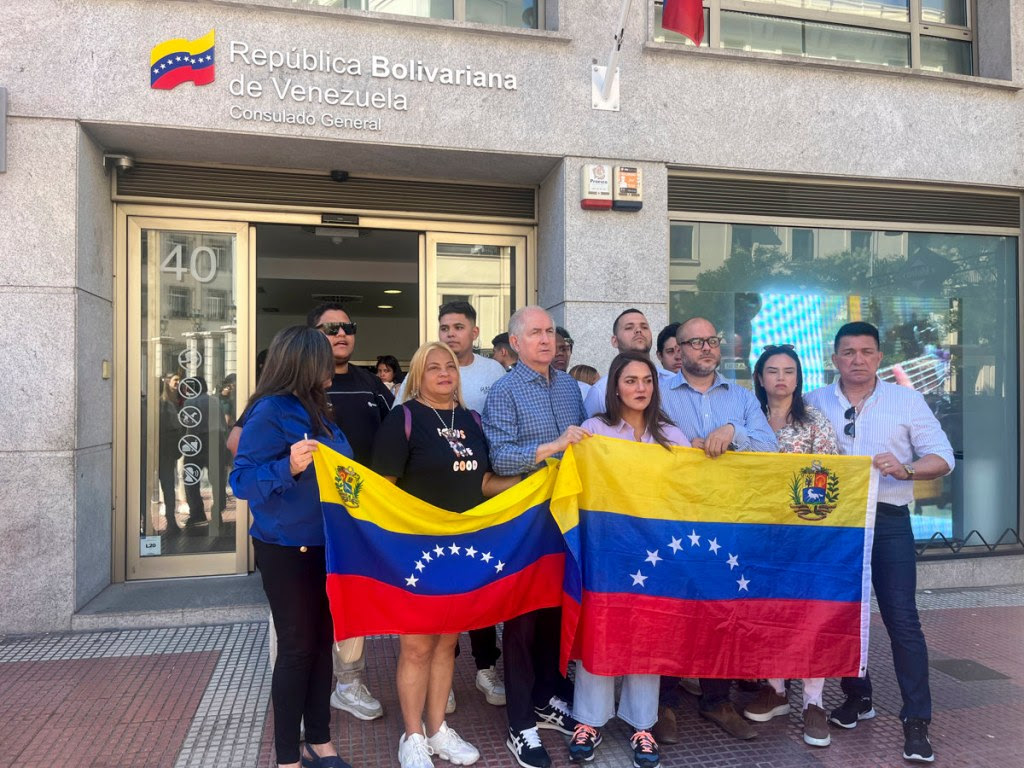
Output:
[394,353,506,413]
[583,366,676,418]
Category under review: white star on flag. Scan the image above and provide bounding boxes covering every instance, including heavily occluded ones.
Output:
[434,545,445,557]
[494,560,505,573]
[688,530,701,547]
[630,570,648,587]
[668,536,683,554]
[708,538,721,555]
[737,575,750,591]
[449,542,461,555]
[421,551,432,563]
[414,560,425,572]
[727,554,739,570]
[645,549,662,566]
[465,546,477,558]
[405,574,419,587]
[175,55,182,61]
[481,552,493,563]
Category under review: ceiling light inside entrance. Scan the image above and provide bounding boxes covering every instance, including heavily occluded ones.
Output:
[383,289,402,295]
[377,304,394,310]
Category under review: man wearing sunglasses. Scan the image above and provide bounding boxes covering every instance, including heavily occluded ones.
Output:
[308,301,395,723]
[805,321,952,764]
[658,316,777,742]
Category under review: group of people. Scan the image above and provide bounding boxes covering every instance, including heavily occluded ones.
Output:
[227,299,954,768]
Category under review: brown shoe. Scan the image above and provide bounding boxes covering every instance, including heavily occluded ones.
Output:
[802,704,831,747]
[743,686,791,722]
[678,677,702,696]
[652,705,679,745]
[700,701,757,740]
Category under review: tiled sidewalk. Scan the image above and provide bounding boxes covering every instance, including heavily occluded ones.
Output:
[1,587,1022,768]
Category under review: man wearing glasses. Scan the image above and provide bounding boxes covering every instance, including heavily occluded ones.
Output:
[805,321,952,764]
[308,301,394,722]
[659,316,777,742]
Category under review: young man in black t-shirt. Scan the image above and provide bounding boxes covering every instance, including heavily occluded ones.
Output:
[308,301,393,722]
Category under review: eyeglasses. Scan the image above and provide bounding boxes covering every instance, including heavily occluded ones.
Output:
[317,321,357,336]
[843,406,857,437]
[762,343,795,353]
[681,336,723,350]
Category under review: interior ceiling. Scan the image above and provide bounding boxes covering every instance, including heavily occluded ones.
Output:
[83,122,561,186]
[256,224,418,319]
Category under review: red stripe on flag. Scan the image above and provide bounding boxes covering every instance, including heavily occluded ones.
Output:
[192,66,215,86]
[151,67,196,91]
[663,0,705,46]
[573,592,863,679]
[326,553,565,641]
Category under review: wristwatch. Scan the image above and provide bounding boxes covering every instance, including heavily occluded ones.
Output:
[902,463,916,478]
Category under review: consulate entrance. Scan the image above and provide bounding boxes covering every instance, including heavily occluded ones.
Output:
[115,204,530,581]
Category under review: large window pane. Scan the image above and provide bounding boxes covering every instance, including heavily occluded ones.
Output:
[467,0,539,28]
[669,221,1018,548]
[733,0,908,21]
[921,0,968,25]
[921,37,973,74]
[299,0,456,20]
[720,12,910,67]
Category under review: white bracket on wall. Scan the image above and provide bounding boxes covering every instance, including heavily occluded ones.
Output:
[591,0,634,111]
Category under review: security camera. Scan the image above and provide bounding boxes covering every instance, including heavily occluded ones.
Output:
[103,153,135,172]
[330,170,350,183]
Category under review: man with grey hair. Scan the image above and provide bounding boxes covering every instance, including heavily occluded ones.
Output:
[483,304,589,768]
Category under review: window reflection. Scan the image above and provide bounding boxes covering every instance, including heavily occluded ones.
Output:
[920,36,972,74]
[293,0,540,28]
[669,221,1018,548]
[921,0,967,25]
[735,0,908,21]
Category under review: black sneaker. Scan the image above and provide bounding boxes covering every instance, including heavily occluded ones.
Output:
[568,724,601,763]
[630,729,660,768]
[902,718,935,763]
[829,696,875,729]
[535,696,577,735]
[507,726,551,768]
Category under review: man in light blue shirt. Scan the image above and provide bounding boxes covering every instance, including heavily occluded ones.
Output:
[806,321,953,764]
[658,317,776,742]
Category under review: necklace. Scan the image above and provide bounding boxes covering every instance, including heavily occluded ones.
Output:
[426,401,456,434]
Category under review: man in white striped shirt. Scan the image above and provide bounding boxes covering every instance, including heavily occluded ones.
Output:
[806,321,953,765]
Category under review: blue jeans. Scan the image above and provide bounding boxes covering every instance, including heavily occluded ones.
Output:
[841,505,931,721]
[573,663,659,730]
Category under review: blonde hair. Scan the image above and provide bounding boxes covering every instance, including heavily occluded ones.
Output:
[569,364,600,385]
[401,342,466,408]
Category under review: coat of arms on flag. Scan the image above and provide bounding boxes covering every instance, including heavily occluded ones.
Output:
[150,30,216,90]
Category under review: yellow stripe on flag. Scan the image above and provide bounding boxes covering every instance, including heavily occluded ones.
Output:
[150,30,215,65]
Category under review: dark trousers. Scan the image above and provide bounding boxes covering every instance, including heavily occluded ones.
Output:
[469,626,501,669]
[158,462,178,528]
[841,504,931,721]
[503,607,567,731]
[254,539,334,764]
[698,678,733,710]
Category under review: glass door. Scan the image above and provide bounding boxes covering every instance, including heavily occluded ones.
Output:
[424,232,527,352]
[126,217,251,579]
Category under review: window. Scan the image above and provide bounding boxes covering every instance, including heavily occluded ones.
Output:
[293,0,543,29]
[167,286,193,318]
[205,289,229,321]
[654,0,972,74]
[669,220,1018,550]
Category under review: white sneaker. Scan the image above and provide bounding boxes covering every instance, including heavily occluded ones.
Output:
[446,688,457,714]
[331,680,383,720]
[399,732,435,768]
[475,666,506,706]
[428,722,480,766]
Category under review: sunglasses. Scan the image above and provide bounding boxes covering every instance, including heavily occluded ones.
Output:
[317,321,357,336]
[681,336,723,350]
[844,406,857,437]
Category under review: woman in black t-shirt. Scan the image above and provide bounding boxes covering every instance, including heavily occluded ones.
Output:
[372,342,515,768]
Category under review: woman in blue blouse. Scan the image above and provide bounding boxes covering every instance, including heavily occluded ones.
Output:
[231,326,353,768]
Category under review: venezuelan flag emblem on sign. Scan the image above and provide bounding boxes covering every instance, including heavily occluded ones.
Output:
[150,30,215,90]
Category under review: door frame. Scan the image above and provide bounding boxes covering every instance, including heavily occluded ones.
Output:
[113,203,535,582]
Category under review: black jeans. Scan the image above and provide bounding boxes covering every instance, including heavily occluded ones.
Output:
[255,539,334,764]
[502,607,569,731]
[841,504,931,721]
[469,626,501,669]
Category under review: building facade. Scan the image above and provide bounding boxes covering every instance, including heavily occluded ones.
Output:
[1,0,1022,633]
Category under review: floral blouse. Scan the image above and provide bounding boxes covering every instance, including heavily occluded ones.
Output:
[773,405,839,455]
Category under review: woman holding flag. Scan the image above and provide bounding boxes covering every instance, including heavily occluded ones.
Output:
[568,350,690,768]
[230,326,354,768]
[372,341,516,768]
[744,344,839,748]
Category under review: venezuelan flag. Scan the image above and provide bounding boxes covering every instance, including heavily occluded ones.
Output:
[313,446,567,641]
[150,30,215,90]
[551,437,877,680]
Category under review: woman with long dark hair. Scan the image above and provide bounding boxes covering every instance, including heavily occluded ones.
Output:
[230,326,353,768]
[376,354,403,395]
[568,349,690,768]
[743,344,838,748]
